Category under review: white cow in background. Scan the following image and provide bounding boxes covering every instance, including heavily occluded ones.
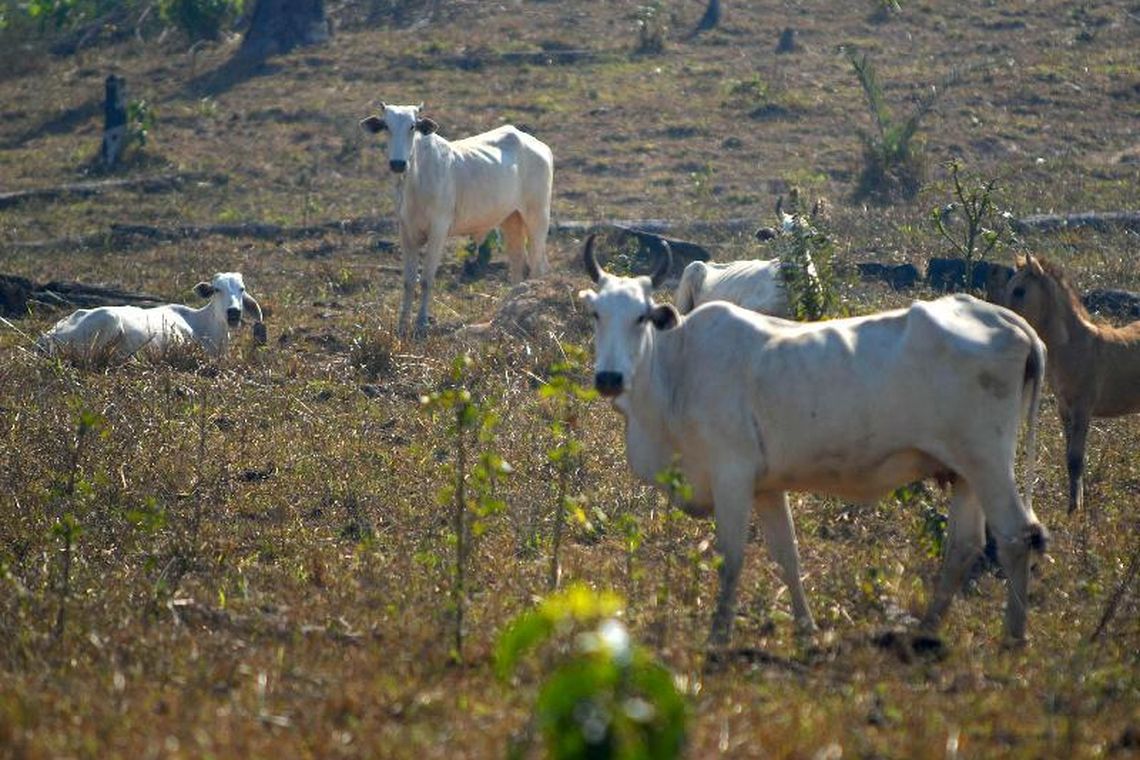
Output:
[579,235,1047,646]
[360,103,554,337]
[673,258,791,317]
[38,272,264,360]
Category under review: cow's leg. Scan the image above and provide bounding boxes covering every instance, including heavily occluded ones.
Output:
[1061,406,1091,514]
[754,491,815,633]
[973,470,1046,642]
[397,229,420,338]
[415,227,448,337]
[523,203,551,279]
[500,212,528,283]
[922,481,984,632]
[708,467,754,648]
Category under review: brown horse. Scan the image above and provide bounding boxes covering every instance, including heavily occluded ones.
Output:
[1002,255,1140,513]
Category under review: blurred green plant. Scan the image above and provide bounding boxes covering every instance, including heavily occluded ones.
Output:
[421,353,511,663]
[22,0,121,30]
[929,159,1015,291]
[496,585,688,760]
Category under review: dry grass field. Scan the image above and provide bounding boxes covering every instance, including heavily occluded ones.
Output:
[1,1,1139,757]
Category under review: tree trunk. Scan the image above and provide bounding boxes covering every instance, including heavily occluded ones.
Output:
[239,0,329,62]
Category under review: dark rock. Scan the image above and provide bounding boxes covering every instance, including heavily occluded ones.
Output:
[1084,288,1140,321]
[857,262,920,291]
[927,258,1013,293]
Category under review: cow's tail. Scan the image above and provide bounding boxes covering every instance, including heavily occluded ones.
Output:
[1020,332,1045,514]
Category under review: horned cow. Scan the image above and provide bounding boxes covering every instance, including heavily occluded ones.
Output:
[360,103,554,337]
[579,235,1048,646]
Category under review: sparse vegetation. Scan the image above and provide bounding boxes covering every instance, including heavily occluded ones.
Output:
[1,2,1139,757]
[929,159,1015,291]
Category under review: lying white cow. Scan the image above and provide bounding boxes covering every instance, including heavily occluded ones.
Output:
[579,235,1047,645]
[38,272,264,360]
[360,103,554,337]
[674,259,790,317]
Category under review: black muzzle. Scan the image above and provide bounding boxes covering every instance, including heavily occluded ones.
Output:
[226,307,242,327]
[389,160,407,174]
[595,371,624,397]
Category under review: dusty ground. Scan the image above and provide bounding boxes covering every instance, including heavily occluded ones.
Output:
[1,1,1139,757]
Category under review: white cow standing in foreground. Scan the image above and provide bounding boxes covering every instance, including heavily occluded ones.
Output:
[38,272,264,360]
[360,103,554,337]
[579,235,1048,645]
[673,258,791,317]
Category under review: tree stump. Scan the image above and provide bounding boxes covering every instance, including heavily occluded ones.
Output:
[101,75,128,168]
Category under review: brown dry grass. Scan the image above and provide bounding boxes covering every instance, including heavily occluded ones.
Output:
[2,1,1140,757]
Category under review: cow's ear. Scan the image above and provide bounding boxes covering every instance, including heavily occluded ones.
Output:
[415,117,438,135]
[649,303,679,331]
[194,282,215,299]
[360,115,386,133]
[1026,254,1045,276]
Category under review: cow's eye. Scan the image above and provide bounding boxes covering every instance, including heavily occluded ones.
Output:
[1011,286,1025,300]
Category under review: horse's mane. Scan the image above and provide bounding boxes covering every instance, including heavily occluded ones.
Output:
[1034,257,1093,322]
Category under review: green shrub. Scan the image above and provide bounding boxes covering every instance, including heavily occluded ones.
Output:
[159,0,242,42]
[771,194,843,321]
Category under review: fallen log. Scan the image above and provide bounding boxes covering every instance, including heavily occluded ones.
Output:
[1,273,164,317]
[1011,211,1140,233]
[0,172,229,210]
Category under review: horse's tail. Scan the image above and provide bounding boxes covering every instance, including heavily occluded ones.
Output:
[1021,330,1046,513]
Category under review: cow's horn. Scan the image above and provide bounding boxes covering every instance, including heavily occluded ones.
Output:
[650,241,672,288]
[583,234,604,283]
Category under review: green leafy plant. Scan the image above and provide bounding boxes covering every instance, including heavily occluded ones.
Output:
[849,51,954,201]
[421,354,511,662]
[51,405,107,644]
[652,464,691,647]
[159,0,242,42]
[771,193,843,321]
[496,585,688,760]
[929,159,1015,291]
[539,344,597,591]
[127,98,156,149]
